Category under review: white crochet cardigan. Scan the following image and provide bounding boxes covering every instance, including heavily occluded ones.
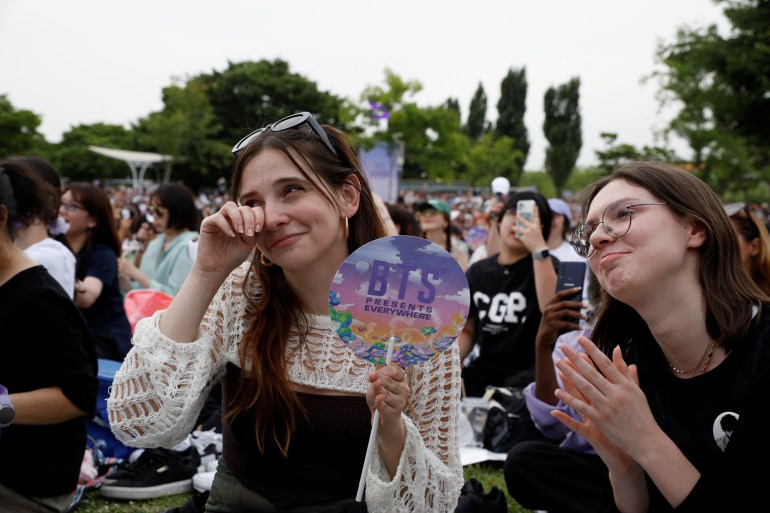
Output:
[107,263,464,512]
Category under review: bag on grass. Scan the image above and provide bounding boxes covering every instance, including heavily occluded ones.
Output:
[481,386,528,453]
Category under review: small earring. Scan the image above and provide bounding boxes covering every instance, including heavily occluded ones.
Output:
[343,216,349,240]
[260,254,273,267]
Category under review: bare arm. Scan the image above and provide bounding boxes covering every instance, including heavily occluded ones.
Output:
[533,289,583,405]
[533,257,558,312]
[515,205,557,312]
[458,317,475,361]
[10,387,88,425]
[159,202,261,342]
[74,277,103,309]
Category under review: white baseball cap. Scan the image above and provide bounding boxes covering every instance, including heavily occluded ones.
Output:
[491,176,511,196]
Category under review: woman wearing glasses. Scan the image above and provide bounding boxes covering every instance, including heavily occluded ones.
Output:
[107,113,464,512]
[61,184,132,361]
[554,161,770,512]
[118,183,200,297]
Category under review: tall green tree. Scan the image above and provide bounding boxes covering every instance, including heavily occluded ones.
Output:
[387,103,468,181]
[466,83,488,140]
[358,68,423,138]
[133,79,230,190]
[199,59,344,144]
[0,95,46,157]
[359,70,469,181]
[445,98,461,124]
[651,0,770,193]
[496,67,529,168]
[466,132,523,187]
[543,78,582,196]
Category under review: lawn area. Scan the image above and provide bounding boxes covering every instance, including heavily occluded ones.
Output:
[74,463,533,512]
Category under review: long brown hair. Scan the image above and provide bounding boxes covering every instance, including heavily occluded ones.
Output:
[582,162,767,366]
[730,207,770,296]
[227,120,386,455]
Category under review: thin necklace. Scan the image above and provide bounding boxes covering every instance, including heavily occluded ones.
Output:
[668,340,716,376]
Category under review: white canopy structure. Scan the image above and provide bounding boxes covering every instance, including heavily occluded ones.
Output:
[88,146,173,194]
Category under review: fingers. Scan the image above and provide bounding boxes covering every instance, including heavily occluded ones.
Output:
[205,201,265,239]
[368,365,409,411]
[553,287,584,303]
[575,337,626,384]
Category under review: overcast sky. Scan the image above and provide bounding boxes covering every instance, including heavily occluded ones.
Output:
[0,0,727,170]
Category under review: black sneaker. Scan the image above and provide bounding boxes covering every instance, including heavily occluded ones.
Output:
[454,478,507,513]
[100,446,201,500]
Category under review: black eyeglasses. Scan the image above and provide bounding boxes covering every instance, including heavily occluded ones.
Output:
[571,201,667,257]
[231,111,338,157]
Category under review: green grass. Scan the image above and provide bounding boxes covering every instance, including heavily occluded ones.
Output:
[74,464,532,512]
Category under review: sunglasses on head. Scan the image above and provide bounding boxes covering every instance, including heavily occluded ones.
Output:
[231,111,338,157]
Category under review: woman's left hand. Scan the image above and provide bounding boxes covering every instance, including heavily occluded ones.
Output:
[367,364,409,477]
[367,365,409,436]
[553,336,660,464]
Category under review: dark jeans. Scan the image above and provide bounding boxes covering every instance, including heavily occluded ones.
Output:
[504,441,606,513]
[205,460,367,513]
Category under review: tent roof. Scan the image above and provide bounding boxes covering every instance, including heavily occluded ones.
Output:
[88,145,173,164]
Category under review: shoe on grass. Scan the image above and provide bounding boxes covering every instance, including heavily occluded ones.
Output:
[100,446,200,500]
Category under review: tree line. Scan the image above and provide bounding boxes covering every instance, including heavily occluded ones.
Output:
[1,0,767,199]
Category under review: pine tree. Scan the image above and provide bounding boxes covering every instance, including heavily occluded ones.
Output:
[543,78,582,196]
[466,83,487,140]
[496,67,529,167]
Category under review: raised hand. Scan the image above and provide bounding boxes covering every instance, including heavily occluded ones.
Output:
[515,205,547,252]
[194,201,264,279]
[552,338,655,468]
[536,287,584,353]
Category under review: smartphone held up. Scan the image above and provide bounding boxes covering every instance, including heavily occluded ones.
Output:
[556,261,587,302]
[515,199,535,237]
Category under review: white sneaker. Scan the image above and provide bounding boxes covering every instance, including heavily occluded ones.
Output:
[191,429,223,468]
[192,470,215,493]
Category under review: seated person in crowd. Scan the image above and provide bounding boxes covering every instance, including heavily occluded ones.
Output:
[459,191,557,397]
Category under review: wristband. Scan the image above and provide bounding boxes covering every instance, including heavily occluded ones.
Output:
[0,385,15,428]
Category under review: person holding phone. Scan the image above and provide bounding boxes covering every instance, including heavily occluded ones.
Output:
[505,271,606,513]
[458,191,557,397]
[553,161,770,512]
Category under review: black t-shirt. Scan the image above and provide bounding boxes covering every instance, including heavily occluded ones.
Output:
[605,305,770,512]
[465,253,557,380]
[0,266,98,497]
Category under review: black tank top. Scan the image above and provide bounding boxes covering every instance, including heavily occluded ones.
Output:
[221,364,371,508]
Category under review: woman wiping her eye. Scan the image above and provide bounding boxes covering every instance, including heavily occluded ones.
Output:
[107,112,464,512]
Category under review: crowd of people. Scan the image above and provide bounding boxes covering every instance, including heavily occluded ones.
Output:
[2,112,770,513]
